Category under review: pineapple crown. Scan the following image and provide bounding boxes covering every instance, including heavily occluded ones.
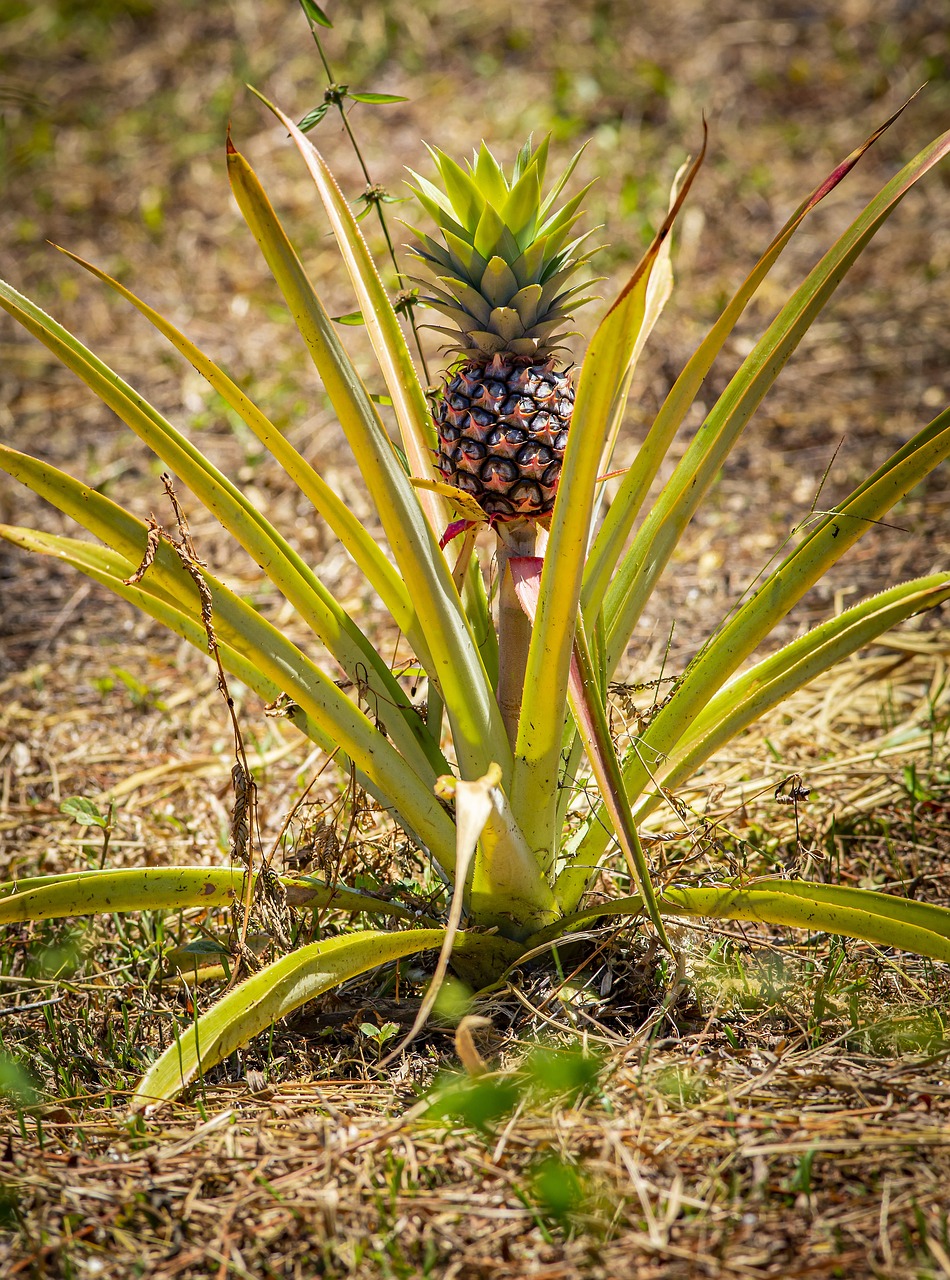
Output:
[406,136,598,362]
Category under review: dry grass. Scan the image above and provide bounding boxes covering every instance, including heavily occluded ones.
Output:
[1,616,947,1279]
[2,1,950,1276]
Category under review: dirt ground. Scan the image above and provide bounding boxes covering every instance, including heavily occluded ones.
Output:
[1,1,950,1276]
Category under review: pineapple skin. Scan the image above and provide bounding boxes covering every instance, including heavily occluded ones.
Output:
[435,354,573,521]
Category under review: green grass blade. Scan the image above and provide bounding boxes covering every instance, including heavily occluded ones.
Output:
[0,523,459,868]
[529,880,950,964]
[54,247,416,639]
[0,444,446,782]
[227,136,511,783]
[131,929,446,1109]
[602,125,950,673]
[582,103,919,619]
[0,867,423,925]
[510,141,706,855]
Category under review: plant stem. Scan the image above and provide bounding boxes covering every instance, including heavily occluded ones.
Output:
[299,4,431,383]
[496,521,547,749]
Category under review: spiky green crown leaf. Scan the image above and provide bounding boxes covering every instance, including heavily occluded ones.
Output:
[407,137,598,361]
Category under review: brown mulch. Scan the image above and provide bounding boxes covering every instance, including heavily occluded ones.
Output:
[3,1040,950,1279]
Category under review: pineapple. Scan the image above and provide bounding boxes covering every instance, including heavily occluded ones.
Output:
[408,137,595,521]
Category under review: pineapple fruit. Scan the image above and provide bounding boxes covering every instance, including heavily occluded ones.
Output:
[408,137,596,521]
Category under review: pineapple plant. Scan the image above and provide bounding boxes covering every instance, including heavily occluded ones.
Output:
[2,84,950,1108]
[408,138,596,521]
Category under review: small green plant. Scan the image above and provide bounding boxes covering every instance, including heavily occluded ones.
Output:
[0,1054,39,1109]
[425,1071,523,1134]
[527,1155,586,1228]
[360,1019,400,1060]
[424,1043,604,1134]
[1,20,949,1108]
[60,794,116,867]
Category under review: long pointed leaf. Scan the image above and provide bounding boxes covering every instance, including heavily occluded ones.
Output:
[382,764,526,1061]
[560,407,950,904]
[602,125,950,672]
[582,99,922,619]
[528,880,950,965]
[636,574,950,821]
[0,445,446,783]
[0,283,430,762]
[0,523,460,868]
[259,99,444,531]
[624,407,950,805]
[509,557,670,943]
[466,771,559,938]
[131,929,446,1109]
[54,248,416,641]
[0,867,424,925]
[510,136,706,856]
[226,136,512,784]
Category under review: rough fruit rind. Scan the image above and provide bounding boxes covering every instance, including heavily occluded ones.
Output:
[435,354,573,519]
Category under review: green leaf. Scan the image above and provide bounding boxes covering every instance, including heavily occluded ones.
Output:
[624,406,950,803]
[502,165,542,249]
[0,284,441,778]
[60,797,108,829]
[473,141,509,207]
[425,1072,522,1133]
[297,104,329,133]
[582,101,919,621]
[508,558,667,944]
[0,1055,39,1108]
[635,574,950,821]
[528,880,950,965]
[230,113,511,786]
[0,522,459,869]
[474,203,517,262]
[0,444,444,785]
[601,124,950,674]
[52,250,422,670]
[0,867,428,925]
[348,92,407,105]
[179,939,231,956]
[558,572,950,909]
[298,0,331,27]
[0,867,248,923]
[272,103,441,510]
[132,929,447,1110]
[668,879,950,962]
[510,137,706,859]
[428,149,485,237]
